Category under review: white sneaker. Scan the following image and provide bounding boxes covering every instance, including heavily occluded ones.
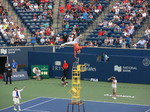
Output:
[18,109,22,111]
[113,97,117,100]
[14,108,17,111]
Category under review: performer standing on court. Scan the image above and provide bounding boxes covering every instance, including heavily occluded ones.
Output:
[5,64,12,85]
[12,86,26,111]
[62,60,69,79]
[108,76,117,99]
[60,35,86,58]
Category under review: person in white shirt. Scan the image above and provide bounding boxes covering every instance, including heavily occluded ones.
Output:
[145,27,150,36]
[136,38,146,47]
[12,86,26,111]
[40,37,45,45]
[108,76,117,99]
[34,3,39,10]
[33,67,41,80]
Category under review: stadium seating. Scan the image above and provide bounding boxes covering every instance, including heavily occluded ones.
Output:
[85,0,149,47]
[57,0,111,37]
[8,0,54,44]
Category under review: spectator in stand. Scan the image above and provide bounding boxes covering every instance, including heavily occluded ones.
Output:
[122,38,126,48]
[10,37,15,46]
[33,14,37,22]
[40,0,45,3]
[62,32,68,43]
[98,29,106,36]
[94,7,100,15]
[49,39,55,45]
[40,37,45,45]
[109,37,114,45]
[99,20,103,27]
[83,11,88,20]
[136,38,147,48]
[103,20,108,27]
[55,34,63,45]
[145,27,150,36]
[88,41,94,47]
[93,41,98,47]
[114,24,121,31]
[34,3,39,10]
[119,36,123,46]
[30,34,36,46]
[97,3,102,12]
[45,37,50,45]
[64,13,70,21]
[48,3,53,10]
[114,38,120,46]
[74,25,80,36]
[125,35,131,48]
[88,13,94,20]
[113,14,120,21]
[66,2,72,11]
[146,35,150,48]
[45,27,51,36]
[59,5,65,17]
[64,22,70,30]
[103,37,110,45]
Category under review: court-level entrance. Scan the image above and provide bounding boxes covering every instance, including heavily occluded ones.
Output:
[0,56,7,76]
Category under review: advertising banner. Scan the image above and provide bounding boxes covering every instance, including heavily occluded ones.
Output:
[3,71,29,81]
[31,65,49,79]
[11,71,29,81]
[28,52,150,84]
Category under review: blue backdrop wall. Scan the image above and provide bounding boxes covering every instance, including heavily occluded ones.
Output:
[0,46,53,65]
[28,51,150,84]
[56,47,150,57]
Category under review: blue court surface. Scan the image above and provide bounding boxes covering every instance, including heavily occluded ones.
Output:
[0,97,150,112]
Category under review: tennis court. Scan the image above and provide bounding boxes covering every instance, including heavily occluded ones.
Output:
[0,97,150,112]
[0,79,150,112]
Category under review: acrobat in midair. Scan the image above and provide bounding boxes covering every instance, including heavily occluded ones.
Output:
[60,35,86,58]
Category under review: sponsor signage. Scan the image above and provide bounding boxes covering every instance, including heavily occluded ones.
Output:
[114,65,137,72]
[0,48,21,55]
[31,65,49,79]
[4,71,28,81]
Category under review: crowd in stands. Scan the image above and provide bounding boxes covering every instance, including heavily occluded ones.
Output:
[10,0,54,45]
[0,1,26,46]
[85,0,149,48]
[0,0,149,49]
[57,0,106,44]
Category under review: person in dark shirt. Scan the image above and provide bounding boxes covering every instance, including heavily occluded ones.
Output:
[5,65,12,84]
[61,76,68,87]
[62,32,68,43]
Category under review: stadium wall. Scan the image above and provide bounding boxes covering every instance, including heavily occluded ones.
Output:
[28,51,150,84]
[0,46,53,65]
[56,47,150,57]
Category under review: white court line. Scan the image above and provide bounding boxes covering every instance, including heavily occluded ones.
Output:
[23,98,56,111]
[25,109,51,112]
[145,109,150,112]
[40,96,150,107]
[0,97,41,111]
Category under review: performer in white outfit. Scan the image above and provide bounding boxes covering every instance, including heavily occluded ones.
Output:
[60,35,82,46]
[108,76,117,99]
[12,86,26,111]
